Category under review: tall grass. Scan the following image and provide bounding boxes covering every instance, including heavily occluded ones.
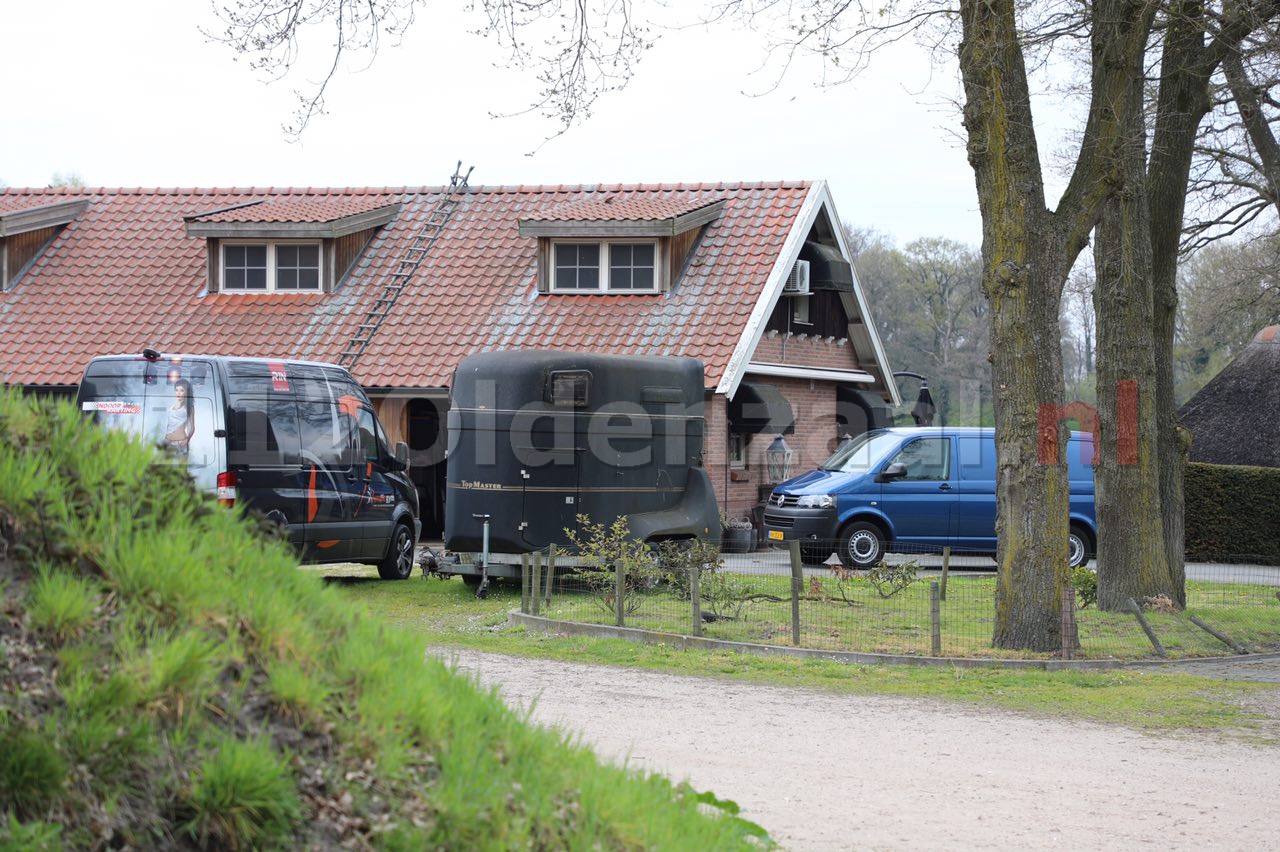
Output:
[0,389,767,848]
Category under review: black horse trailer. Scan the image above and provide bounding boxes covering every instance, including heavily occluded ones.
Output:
[441,350,719,581]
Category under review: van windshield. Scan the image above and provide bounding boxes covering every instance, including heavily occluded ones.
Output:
[820,431,903,474]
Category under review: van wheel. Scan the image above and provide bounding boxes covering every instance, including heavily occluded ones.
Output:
[1068,525,1091,569]
[378,523,416,580]
[840,522,885,568]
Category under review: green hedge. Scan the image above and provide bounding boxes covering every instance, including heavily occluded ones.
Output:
[1185,462,1280,564]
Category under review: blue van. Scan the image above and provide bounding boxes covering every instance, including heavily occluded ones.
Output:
[762,427,1096,568]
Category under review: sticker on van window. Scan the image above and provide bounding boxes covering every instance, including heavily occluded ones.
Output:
[268,361,290,392]
[82,401,141,415]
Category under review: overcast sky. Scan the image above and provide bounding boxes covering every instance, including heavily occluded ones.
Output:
[2,0,991,247]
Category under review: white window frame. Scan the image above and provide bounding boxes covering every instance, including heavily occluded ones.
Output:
[220,240,324,293]
[549,239,661,294]
[792,293,813,326]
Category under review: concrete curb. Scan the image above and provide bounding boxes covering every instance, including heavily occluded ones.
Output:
[508,611,1280,672]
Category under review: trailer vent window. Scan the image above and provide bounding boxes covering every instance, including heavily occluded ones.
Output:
[548,371,591,408]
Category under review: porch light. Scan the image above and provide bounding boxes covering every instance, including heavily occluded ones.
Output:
[766,435,793,483]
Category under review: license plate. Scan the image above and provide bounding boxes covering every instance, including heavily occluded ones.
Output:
[768,530,784,541]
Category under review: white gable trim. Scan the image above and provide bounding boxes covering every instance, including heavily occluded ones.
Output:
[716,182,900,406]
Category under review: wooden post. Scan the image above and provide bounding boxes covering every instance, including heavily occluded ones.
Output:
[1189,614,1247,655]
[544,544,556,606]
[1128,597,1166,658]
[690,559,702,638]
[940,546,951,602]
[1061,586,1077,660]
[930,581,942,656]
[615,559,625,627]
[520,553,530,614]
[789,540,803,646]
[531,551,542,617]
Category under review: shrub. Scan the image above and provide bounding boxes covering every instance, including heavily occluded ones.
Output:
[563,514,665,616]
[1184,462,1280,565]
[181,737,300,851]
[1071,566,1098,609]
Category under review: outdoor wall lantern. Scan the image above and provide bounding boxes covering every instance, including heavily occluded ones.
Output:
[766,435,794,483]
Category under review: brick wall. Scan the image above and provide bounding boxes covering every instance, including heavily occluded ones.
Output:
[750,332,861,371]
[705,376,845,525]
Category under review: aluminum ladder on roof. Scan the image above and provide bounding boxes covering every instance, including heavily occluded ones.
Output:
[337,162,474,369]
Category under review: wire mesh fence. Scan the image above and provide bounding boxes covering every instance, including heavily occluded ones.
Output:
[514,538,1280,661]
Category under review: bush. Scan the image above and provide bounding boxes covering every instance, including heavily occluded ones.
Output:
[1184,463,1280,564]
[1071,566,1097,609]
[180,737,300,850]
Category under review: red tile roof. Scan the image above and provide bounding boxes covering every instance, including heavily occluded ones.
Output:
[187,196,395,223]
[525,195,721,222]
[0,183,813,389]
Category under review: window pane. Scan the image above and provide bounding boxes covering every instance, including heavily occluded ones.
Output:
[554,243,602,290]
[245,268,267,290]
[276,243,320,292]
[297,268,319,290]
[225,244,268,291]
[225,269,245,290]
[277,270,298,290]
[608,242,656,292]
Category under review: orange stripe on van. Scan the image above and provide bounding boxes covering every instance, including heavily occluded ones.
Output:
[308,465,318,522]
[316,540,340,549]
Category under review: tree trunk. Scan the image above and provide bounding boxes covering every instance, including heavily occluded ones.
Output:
[959,0,1155,648]
[1147,0,1217,607]
[1092,74,1174,608]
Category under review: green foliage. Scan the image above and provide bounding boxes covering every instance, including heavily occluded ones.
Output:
[653,538,723,600]
[0,729,66,815]
[863,560,923,598]
[563,514,665,616]
[26,566,98,644]
[1072,566,1098,609]
[1184,463,1280,564]
[0,392,764,849]
[0,814,62,851]
[180,737,300,851]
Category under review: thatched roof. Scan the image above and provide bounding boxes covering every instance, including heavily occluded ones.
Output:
[1179,325,1280,468]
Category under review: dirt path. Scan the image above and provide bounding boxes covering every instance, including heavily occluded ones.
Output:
[437,650,1280,851]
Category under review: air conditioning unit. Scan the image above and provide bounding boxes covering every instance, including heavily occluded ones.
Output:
[783,260,811,295]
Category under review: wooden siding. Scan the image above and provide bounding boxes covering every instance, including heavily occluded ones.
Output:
[764,288,849,339]
[334,227,376,291]
[2,226,60,290]
[668,226,702,292]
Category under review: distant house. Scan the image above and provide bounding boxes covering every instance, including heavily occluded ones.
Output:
[1179,325,1280,469]
[0,181,898,538]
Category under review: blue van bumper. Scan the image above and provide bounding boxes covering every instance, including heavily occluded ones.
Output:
[761,506,839,545]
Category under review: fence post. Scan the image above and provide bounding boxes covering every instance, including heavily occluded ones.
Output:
[520,553,530,614]
[930,581,942,656]
[531,551,542,617]
[789,540,803,646]
[1061,586,1077,660]
[1128,597,1166,658]
[690,559,702,638]
[940,546,951,601]
[544,544,555,607]
[615,559,625,627]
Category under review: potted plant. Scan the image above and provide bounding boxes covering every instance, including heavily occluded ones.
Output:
[721,516,757,554]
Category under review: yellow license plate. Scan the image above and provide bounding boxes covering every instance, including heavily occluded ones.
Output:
[768,530,784,541]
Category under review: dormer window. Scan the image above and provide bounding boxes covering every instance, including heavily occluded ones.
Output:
[185,198,400,295]
[551,241,657,293]
[221,242,322,292]
[520,196,725,296]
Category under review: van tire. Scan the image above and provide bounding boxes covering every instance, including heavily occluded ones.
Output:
[1068,524,1092,569]
[378,523,416,580]
[839,521,885,568]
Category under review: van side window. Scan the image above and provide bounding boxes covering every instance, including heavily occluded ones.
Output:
[229,396,301,466]
[548,371,590,408]
[297,401,352,469]
[887,438,951,481]
[957,437,995,481]
[357,408,381,464]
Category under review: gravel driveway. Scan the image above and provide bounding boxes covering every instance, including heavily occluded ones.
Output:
[439,650,1280,851]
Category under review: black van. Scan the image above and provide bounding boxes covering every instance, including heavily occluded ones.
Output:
[75,351,421,579]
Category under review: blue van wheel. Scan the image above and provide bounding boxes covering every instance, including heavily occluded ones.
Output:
[840,522,885,568]
[1068,525,1091,568]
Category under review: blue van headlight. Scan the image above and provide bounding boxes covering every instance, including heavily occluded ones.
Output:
[796,494,835,509]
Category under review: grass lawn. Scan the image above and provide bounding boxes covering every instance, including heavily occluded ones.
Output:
[313,565,1280,743]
